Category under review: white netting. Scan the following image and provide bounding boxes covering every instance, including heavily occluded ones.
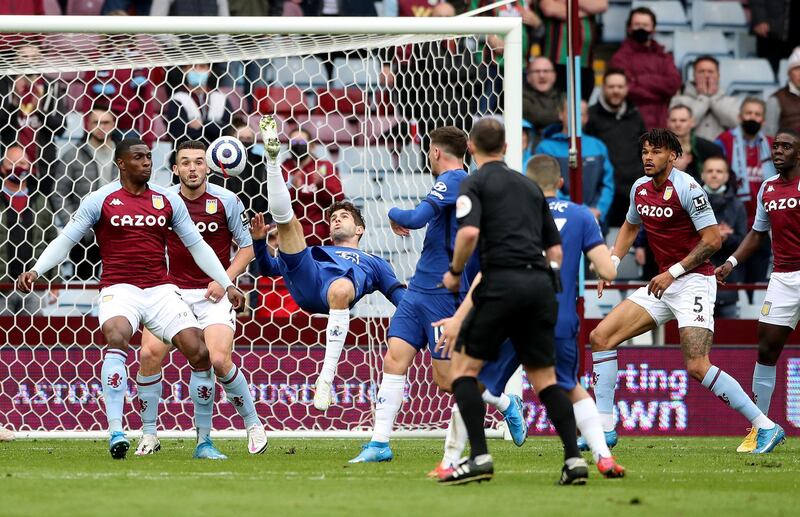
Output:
[0,24,517,435]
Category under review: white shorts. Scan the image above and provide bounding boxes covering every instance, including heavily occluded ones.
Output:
[627,273,716,331]
[759,271,800,330]
[98,283,199,344]
[178,288,236,331]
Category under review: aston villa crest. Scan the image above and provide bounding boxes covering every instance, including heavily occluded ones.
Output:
[206,199,218,214]
[152,194,164,210]
[663,186,674,201]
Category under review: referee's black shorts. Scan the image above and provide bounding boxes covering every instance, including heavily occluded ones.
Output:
[455,268,557,368]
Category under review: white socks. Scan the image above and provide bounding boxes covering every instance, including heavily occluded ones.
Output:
[573,398,611,462]
[481,390,511,412]
[592,350,618,432]
[752,362,776,416]
[266,161,294,224]
[442,403,468,468]
[371,373,405,443]
[101,349,128,433]
[319,309,350,385]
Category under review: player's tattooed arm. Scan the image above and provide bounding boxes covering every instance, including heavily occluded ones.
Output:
[679,225,722,272]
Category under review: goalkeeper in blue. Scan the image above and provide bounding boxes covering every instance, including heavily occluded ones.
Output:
[254,115,405,412]
[433,155,625,481]
[348,126,526,464]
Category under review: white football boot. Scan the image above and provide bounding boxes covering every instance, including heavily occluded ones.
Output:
[313,378,334,411]
[135,434,161,455]
[246,424,269,455]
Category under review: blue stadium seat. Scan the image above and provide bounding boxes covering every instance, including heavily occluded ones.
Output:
[631,1,688,31]
[672,29,730,76]
[331,57,381,88]
[691,1,747,33]
[719,58,777,97]
[271,56,329,88]
[599,4,630,44]
[779,58,789,85]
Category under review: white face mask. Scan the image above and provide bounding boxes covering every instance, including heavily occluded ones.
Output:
[703,183,726,195]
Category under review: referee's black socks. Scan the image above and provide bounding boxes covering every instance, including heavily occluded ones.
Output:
[539,385,581,460]
[452,376,488,459]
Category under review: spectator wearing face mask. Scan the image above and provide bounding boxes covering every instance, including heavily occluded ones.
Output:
[209,116,269,218]
[699,157,746,318]
[0,144,58,315]
[280,127,343,246]
[608,6,681,129]
[715,97,774,290]
[166,63,232,145]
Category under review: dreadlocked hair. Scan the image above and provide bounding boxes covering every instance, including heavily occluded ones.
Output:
[639,128,683,158]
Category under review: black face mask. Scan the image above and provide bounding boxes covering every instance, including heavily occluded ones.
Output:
[631,29,651,44]
[290,143,309,159]
[741,119,762,135]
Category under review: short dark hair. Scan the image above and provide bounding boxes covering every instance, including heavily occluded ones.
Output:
[429,126,468,158]
[639,128,683,157]
[603,67,627,83]
[740,96,766,114]
[327,200,365,230]
[469,118,505,155]
[776,128,800,140]
[114,138,148,162]
[626,6,656,28]
[175,139,206,160]
[669,104,693,117]
[693,55,719,71]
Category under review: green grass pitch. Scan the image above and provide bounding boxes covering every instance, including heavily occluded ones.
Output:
[1,437,798,516]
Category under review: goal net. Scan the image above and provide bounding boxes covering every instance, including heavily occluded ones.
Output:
[0,15,523,437]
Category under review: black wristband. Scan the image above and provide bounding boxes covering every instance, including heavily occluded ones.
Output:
[449,264,463,276]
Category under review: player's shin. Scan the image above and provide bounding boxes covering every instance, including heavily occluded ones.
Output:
[451,376,488,459]
[190,368,215,443]
[442,403,468,468]
[573,397,611,462]
[752,362,776,416]
[319,309,350,386]
[701,365,775,430]
[135,372,162,436]
[592,351,618,432]
[217,364,260,428]
[371,373,406,443]
[101,349,128,433]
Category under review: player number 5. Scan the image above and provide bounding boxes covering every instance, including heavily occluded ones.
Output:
[693,296,703,314]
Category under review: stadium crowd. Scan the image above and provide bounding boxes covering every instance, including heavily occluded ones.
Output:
[0,0,799,321]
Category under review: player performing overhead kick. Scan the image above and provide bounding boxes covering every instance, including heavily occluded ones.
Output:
[16,139,245,460]
[716,129,800,452]
[254,115,406,412]
[135,140,267,459]
[348,126,526,465]
[588,129,784,454]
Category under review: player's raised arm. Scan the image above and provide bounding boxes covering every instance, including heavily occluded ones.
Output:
[18,189,104,293]
[249,213,283,276]
[166,190,244,309]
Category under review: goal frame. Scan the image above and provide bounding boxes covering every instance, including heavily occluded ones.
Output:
[0,14,522,439]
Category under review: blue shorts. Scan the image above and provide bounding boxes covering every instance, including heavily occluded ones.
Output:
[478,337,579,394]
[387,290,459,360]
[279,248,353,314]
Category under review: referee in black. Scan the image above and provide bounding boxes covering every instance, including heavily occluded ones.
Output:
[438,118,587,486]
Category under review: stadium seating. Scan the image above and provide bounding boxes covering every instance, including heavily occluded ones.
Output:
[599,3,630,44]
[671,29,730,76]
[690,1,747,33]
[271,56,329,88]
[779,58,789,85]
[315,88,369,115]
[718,58,777,96]
[331,57,381,88]
[254,86,311,116]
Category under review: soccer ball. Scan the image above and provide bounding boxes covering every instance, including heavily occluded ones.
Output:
[206,136,247,177]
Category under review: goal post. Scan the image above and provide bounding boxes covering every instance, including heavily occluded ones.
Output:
[0,15,523,439]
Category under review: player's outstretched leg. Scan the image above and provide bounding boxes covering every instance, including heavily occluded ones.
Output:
[571,388,625,478]
[172,328,227,460]
[683,328,785,454]
[314,278,354,411]
[101,318,134,460]
[584,300,658,451]
[261,114,293,226]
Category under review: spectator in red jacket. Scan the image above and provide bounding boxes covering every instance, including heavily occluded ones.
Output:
[608,6,681,129]
[281,127,344,246]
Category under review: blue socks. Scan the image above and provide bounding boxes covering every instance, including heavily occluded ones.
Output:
[102,349,128,433]
[592,351,618,431]
[752,362,776,416]
[702,365,774,429]
[218,364,260,428]
[190,368,215,443]
[136,372,162,436]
